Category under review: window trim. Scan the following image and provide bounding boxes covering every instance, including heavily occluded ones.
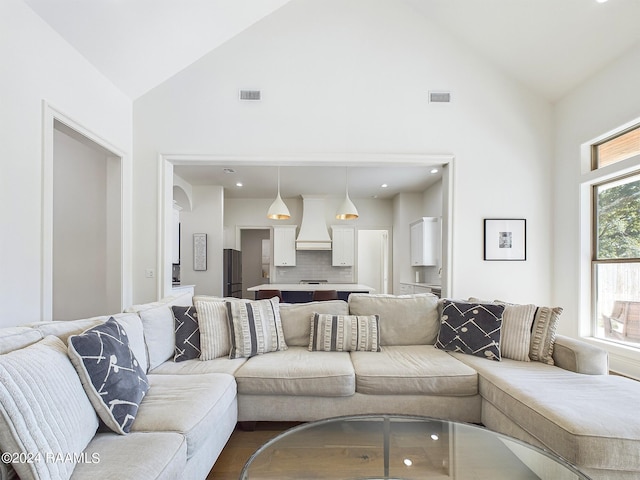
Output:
[580,123,640,378]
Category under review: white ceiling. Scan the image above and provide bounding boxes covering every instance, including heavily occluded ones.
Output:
[24,0,640,101]
[24,0,640,197]
[173,164,443,199]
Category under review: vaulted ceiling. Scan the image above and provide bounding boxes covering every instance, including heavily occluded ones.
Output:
[24,0,640,102]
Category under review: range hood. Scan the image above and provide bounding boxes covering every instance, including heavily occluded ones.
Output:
[296,196,332,250]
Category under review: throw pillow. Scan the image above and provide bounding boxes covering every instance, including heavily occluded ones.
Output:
[435,300,505,361]
[226,297,287,359]
[68,318,150,434]
[529,306,563,365]
[0,336,98,480]
[309,313,380,352]
[195,300,231,360]
[171,305,201,362]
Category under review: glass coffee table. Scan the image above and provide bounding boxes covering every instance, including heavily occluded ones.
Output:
[240,415,590,479]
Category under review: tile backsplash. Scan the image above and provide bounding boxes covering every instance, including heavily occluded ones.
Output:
[275,250,354,283]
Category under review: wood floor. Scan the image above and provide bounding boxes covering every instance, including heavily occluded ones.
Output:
[207,422,299,480]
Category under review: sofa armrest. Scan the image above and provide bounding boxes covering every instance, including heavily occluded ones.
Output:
[552,335,609,375]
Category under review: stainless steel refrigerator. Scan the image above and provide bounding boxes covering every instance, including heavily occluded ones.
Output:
[223,249,242,298]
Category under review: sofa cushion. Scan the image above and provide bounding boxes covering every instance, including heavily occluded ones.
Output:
[435,300,504,361]
[280,300,349,346]
[194,300,230,360]
[171,305,201,362]
[226,298,287,359]
[131,373,236,460]
[348,293,439,345]
[71,432,187,480]
[0,327,43,354]
[309,313,380,352]
[234,346,355,396]
[68,318,150,434]
[451,352,640,473]
[151,356,247,376]
[0,336,98,480]
[350,345,478,396]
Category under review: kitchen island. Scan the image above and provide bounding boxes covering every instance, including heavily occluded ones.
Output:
[247,283,374,303]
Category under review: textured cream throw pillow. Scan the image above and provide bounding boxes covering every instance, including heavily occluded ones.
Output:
[195,300,231,360]
[308,313,380,352]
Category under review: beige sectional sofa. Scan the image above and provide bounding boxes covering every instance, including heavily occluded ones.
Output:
[1,292,639,480]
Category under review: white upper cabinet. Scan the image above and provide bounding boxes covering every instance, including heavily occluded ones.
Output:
[410,217,440,266]
[331,226,355,266]
[273,225,297,266]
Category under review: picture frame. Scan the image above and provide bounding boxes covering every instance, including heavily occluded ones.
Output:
[483,219,526,261]
[193,233,207,271]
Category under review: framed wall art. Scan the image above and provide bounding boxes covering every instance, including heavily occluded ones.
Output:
[193,233,207,271]
[483,219,526,261]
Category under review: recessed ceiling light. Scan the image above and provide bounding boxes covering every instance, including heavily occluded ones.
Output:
[430,168,439,174]
[236,182,243,187]
[381,183,388,188]
[596,0,608,3]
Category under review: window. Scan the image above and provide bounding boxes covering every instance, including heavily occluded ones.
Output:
[592,125,640,169]
[591,130,640,346]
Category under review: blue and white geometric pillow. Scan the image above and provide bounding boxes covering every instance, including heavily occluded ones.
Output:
[68,317,150,434]
[435,300,505,361]
[172,305,201,362]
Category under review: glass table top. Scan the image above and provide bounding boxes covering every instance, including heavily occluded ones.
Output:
[240,415,590,479]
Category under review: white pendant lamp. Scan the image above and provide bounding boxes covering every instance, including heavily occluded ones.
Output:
[336,167,359,220]
[267,166,291,220]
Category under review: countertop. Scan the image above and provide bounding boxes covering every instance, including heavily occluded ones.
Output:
[247,283,374,292]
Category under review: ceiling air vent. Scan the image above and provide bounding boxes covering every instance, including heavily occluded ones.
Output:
[239,90,261,101]
[429,91,451,103]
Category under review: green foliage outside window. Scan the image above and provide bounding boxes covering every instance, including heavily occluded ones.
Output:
[597,176,640,260]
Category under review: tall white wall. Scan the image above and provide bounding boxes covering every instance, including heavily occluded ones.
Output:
[0,0,132,327]
[133,0,553,305]
[554,44,640,373]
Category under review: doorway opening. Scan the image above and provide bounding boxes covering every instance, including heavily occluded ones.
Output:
[357,230,390,294]
[42,103,130,321]
[239,228,271,299]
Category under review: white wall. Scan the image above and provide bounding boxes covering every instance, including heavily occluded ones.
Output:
[0,0,132,327]
[133,0,553,305]
[554,44,640,374]
[179,186,225,296]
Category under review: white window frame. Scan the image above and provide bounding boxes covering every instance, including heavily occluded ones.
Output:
[579,119,640,378]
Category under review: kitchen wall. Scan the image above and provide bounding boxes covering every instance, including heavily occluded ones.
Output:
[178,186,224,296]
[133,0,553,306]
[1,0,132,327]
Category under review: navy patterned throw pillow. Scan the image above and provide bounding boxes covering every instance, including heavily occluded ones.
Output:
[68,318,150,434]
[435,300,505,361]
[172,305,201,362]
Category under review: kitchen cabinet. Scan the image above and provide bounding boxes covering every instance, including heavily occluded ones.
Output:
[331,226,355,266]
[273,226,297,266]
[410,217,440,266]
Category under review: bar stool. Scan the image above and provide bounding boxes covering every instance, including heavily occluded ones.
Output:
[256,289,283,302]
[312,290,339,301]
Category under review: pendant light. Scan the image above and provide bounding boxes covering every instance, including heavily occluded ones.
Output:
[336,167,359,220]
[267,166,290,220]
